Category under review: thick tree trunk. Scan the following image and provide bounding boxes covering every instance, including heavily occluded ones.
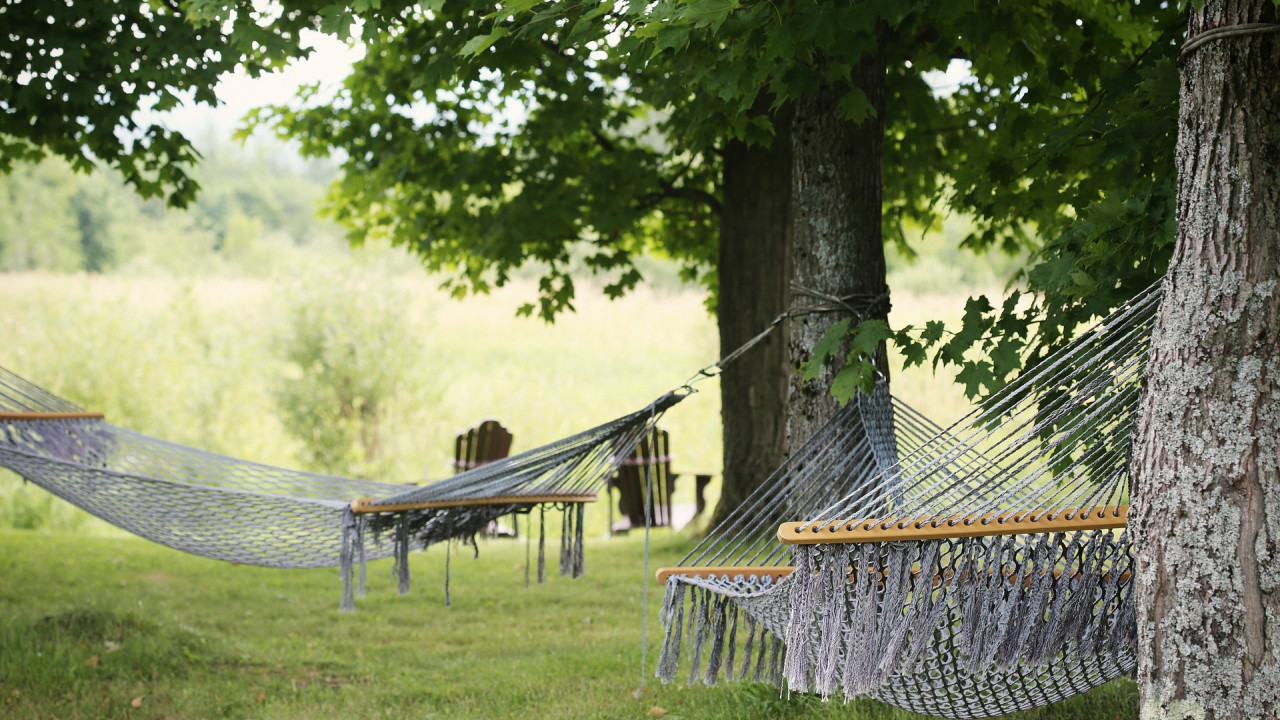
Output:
[787,48,888,509]
[1133,2,1280,717]
[712,106,793,528]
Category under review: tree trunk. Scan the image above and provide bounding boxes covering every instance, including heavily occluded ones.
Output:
[712,105,794,528]
[1133,2,1280,717]
[787,48,889,512]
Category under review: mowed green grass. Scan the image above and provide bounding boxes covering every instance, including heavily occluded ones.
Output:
[0,268,1137,718]
[0,530,1137,720]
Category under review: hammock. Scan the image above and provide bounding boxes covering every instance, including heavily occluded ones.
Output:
[0,366,685,609]
[653,283,1158,718]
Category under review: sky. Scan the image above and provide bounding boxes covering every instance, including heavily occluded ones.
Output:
[145,30,363,142]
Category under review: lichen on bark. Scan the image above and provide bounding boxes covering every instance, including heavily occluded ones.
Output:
[1132,2,1280,717]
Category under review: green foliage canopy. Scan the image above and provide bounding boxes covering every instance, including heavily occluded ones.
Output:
[249,0,720,319]
[253,0,1186,404]
[564,0,1183,399]
[0,0,319,207]
[0,0,1189,403]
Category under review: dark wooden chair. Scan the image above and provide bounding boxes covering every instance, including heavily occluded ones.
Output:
[609,428,713,533]
[453,419,513,474]
[454,419,516,537]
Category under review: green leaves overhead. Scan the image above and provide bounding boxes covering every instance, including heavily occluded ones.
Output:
[0,1,321,207]
[1,0,1189,411]
[459,28,511,57]
[261,0,1186,394]
[255,0,718,320]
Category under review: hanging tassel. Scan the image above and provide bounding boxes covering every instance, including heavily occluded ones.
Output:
[1022,533,1070,665]
[444,540,452,607]
[560,504,571,577]
[356,514,368,599]
[703,596,728,685]
[339,506,356,613]
[524,525,532,589]
[394,514,411,595]
[970,535,1020,671]
[814,545,849,698]
[956,536,997,670]
[686,588,708,685]
[739,612,757,682]
[1061,531,1105,649]
[843,543,880,695]
[898,539,948,676]
[782,544,815,691]
[997,534,1054,667]
[1028,533,1080,666]
[1080,533,1125,657]
[572,502,585,578]
[655,581,686,682]
[1108,551,1138,656]
[874,543,917,683]
[752,622,770,683]
[537,506,547,584]
[723,601,739,682]
[767,632,784,688]
[1084,567,1122,656]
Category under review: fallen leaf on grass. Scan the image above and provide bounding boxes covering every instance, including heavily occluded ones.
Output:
[104,640,121,653]
[131,696,143,708]
[256,692,265,703]
[84,655,100,668]
[648,707,668,717]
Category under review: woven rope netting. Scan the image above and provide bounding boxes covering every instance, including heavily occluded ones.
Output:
[654,283,1159,718]
[0,368,683,607]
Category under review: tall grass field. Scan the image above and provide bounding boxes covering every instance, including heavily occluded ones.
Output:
[0,266,1136,719]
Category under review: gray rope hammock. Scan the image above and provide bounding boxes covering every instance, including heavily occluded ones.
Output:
[652,282,1159,718]
[0,367,687,610]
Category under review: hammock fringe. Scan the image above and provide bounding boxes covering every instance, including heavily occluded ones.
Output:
[777,530,1137,698]
[654,578,789,689]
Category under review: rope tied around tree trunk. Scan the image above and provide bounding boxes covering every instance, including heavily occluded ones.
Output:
[789,282,891,320]
[1180,22,1280,63]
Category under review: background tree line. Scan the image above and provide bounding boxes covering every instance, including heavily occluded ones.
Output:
[0,143,343,275]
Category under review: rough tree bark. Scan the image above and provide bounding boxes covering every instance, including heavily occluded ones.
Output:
[713,105,794,528]
[787,47,889,495]
[1132,2,1280,717]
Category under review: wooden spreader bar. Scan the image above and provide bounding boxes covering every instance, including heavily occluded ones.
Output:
[657,564,1131,588]
[656,565,794,585]
[778,505,1128,545]
[350,493,598,514]
[0,411,104,421]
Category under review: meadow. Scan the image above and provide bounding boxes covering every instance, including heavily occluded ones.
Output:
[0,260,1136,719]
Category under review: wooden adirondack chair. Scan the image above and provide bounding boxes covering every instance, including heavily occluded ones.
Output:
[609,427,713,533]
[453,419,513,474]
[610,428,676,532]
[454,419,516,537]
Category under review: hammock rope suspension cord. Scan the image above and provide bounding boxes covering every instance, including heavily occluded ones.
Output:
[653,282,1162,718]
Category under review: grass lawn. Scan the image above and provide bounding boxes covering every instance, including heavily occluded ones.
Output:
[0,528,1137,720]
